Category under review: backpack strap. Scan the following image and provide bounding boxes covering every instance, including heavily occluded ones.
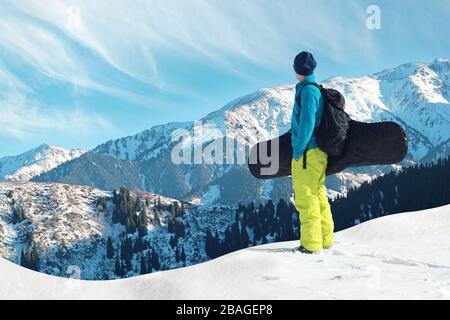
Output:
[295,82,321,169]
[295,82,321,107]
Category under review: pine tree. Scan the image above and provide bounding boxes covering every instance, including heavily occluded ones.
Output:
[28,245,40,271]
[174,220,186,238]
[139,208,148,232]
[141,208,148,226]
[168,220,175,233]
[124,238,133,269]
[20,249,27,269]
[112,207,121,224]
[133,197,142,213]
[12,203,25,224]
[231,223,243,251]
[133,238,141,254]
[214,230,221,258]
[157,196,162,209]
[120,240,125,262]
[106,236,114,259]
[205,229,214,258]
[170,235,177,249]
[114,256,122,277]
[175,246,180,263]
[223,228,232,254]
[172,202,179,218]
[126,216,136,234]
[153,208,160,225]
[151,249,160,271]
[140,255,147,275]
[240,225,249,249]
[147,252,153,273]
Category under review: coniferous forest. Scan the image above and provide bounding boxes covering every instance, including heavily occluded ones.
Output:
[331,156,450,231]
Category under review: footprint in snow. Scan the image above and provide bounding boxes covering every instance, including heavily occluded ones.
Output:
[261,275,280,281]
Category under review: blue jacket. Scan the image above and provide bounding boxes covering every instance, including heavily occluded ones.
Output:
[291,74,324,160]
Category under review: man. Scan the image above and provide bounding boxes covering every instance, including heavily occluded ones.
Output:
[291,51,334,254]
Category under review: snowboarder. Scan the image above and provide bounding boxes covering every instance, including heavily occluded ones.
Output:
[291,52,334,254]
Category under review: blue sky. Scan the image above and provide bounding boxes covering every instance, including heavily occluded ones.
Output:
[0,0,449,157]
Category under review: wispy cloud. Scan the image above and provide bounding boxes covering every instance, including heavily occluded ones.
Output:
[0,91,116,140]
[7,0,377,83]
[0,18,88,84]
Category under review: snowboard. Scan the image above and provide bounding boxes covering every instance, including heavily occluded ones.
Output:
[248,120,408,179]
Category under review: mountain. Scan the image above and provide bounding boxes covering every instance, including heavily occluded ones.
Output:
[2,203,450,299]
[0,144,85,182]
[34,58,450,204]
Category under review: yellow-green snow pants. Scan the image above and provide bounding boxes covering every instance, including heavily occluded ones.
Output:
[291,148,334,251]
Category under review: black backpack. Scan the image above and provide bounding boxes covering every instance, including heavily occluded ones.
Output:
[296,82,351,169]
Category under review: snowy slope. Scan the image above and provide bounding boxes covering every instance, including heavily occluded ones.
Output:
[0,144,85,181]
[1,204,449,300]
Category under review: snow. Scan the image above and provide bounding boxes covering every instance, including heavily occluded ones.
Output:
[92,122,192,161]
[0,144,86,182]
[1,204,449,300]
[0,182,111,274]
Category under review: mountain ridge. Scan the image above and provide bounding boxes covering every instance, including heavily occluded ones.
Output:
[30,58,450,204]
[0,144,86,182]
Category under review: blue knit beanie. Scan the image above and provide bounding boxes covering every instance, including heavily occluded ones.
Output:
[293,51,317,76]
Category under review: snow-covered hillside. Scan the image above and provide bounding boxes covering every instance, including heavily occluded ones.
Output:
[0,181,236,280]
[0,144,85,182]
[0,182,109,264]
[35,58,450,203]
[1,204,449,300]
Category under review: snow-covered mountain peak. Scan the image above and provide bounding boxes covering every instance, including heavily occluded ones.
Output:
[372,60,448,104]
[372,61,419,81]
[217,85,295,140]
[0,144,86,182]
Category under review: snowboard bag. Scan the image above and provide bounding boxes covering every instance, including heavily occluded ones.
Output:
[248,120,408,179]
